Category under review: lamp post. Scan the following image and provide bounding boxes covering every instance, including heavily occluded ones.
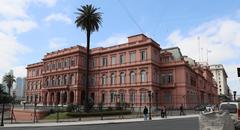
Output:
[33,95,38,123]
[148,91,152,120]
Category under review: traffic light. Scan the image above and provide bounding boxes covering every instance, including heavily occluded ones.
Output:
[238,68,240,77]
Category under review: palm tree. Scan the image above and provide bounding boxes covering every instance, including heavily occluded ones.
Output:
[3,73,16,96]
[75,4,102,111]
[0,84,4,94]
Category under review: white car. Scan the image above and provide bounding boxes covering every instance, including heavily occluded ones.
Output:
[219,102,240,122]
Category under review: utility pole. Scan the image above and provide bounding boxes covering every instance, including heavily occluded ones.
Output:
[198,37,200,62]
[1,103,4,126]
[207,49,212,64]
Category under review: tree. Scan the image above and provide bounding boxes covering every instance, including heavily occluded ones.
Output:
[3,72,16,96]
[75,4,102,111]
[0,84,4,94]
[0,84,13,126]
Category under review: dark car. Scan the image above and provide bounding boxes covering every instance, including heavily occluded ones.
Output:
[194,105,206,111]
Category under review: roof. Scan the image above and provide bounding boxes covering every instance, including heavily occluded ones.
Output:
[161,47,183,60]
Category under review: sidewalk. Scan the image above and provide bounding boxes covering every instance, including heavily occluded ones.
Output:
[3,114,199,128]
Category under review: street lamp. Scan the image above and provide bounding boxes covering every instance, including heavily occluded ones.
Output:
[33,95,38,123]
[148,91,152,120]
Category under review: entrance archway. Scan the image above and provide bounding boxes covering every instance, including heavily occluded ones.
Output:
[44,93,48,105]
[70,91,74,104]
[50,92,54,105]
[56,92,60,105]
[62,91,67,105]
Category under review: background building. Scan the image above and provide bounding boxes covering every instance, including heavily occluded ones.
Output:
[209,64,231,100]
[12,77,26,99]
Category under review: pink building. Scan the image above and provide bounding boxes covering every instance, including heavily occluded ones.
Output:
[25,34,218,109]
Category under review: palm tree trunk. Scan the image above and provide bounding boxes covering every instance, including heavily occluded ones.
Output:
[8,86,11,96]
[84,29,90,112]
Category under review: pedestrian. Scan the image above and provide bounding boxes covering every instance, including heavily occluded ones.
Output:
[163,106,167,118]
[143,106,148,121]
[160,106,164,118]
[180,104,184,116]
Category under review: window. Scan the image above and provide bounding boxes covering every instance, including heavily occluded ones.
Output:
[120,54,125,64]
[91,76,96,86]
[141,70,146,82]
[190,76,196,87]
[111,56,116,65]
[102,57,108,66]
[130,71,136,84]
[141,50,147,61]
[110,92,115,103]
[120,72,125,84]
[71,57,75,66]
[130,52,136,63]
[111,73,115,85]
[129,92,135,104]
[93,58,97,67]
[66,58,70,67]
[120,93,125,103]
[101,93,105,103]
[160,72,173,85]
[58,61,61,69]
[140,92,146,103]
[163,91,172,104]
[102,75,107,85]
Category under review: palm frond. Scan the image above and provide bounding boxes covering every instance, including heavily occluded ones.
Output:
[75,4,102,33]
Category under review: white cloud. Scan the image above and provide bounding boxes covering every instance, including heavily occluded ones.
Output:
[166,17,240,92]
[49,38,69,50]
[95,34,128,47]
[34,0,57,7]
[0,0,48,79]
[0,0,29,19]
[44,13,72,24]
[0,32,30,79]
[0,20,38,35]
[12,66,27,78]
[166,18,240,64]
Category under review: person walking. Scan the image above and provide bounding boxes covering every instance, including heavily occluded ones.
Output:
[180,104,185,116]
[163,106,167,118]
[143,106,148,121]
[160,106,164,118]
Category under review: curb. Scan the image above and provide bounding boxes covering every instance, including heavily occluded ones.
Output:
[3,115,199,128]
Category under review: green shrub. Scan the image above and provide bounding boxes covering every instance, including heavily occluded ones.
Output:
[66,104,78,112]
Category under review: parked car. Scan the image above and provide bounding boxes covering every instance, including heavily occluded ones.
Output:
[194,105,206,111]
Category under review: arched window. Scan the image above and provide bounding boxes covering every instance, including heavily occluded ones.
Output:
[111,73,115,85]
[102,75,107,85]
[120,72,125,84]
[130,71,136,84]
[141,70,147,82]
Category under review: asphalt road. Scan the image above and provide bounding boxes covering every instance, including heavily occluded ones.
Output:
[1,117,199,130]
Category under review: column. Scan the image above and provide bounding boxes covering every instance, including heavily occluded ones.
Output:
[66,91,70,104]
[59,91,63,105]
[47,92,50,106]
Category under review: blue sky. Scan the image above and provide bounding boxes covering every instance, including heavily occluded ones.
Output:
[0,0,240,93]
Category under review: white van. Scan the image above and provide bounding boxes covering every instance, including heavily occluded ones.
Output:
[219,102,240,122]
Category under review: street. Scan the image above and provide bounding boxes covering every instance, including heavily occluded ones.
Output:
[1,117,199,130]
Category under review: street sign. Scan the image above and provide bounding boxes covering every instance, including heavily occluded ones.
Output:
[238,68,240,77]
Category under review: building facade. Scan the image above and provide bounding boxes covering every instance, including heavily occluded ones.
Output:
[209,64,231,98]
[25,34,218,109]
[12,77,26,99]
